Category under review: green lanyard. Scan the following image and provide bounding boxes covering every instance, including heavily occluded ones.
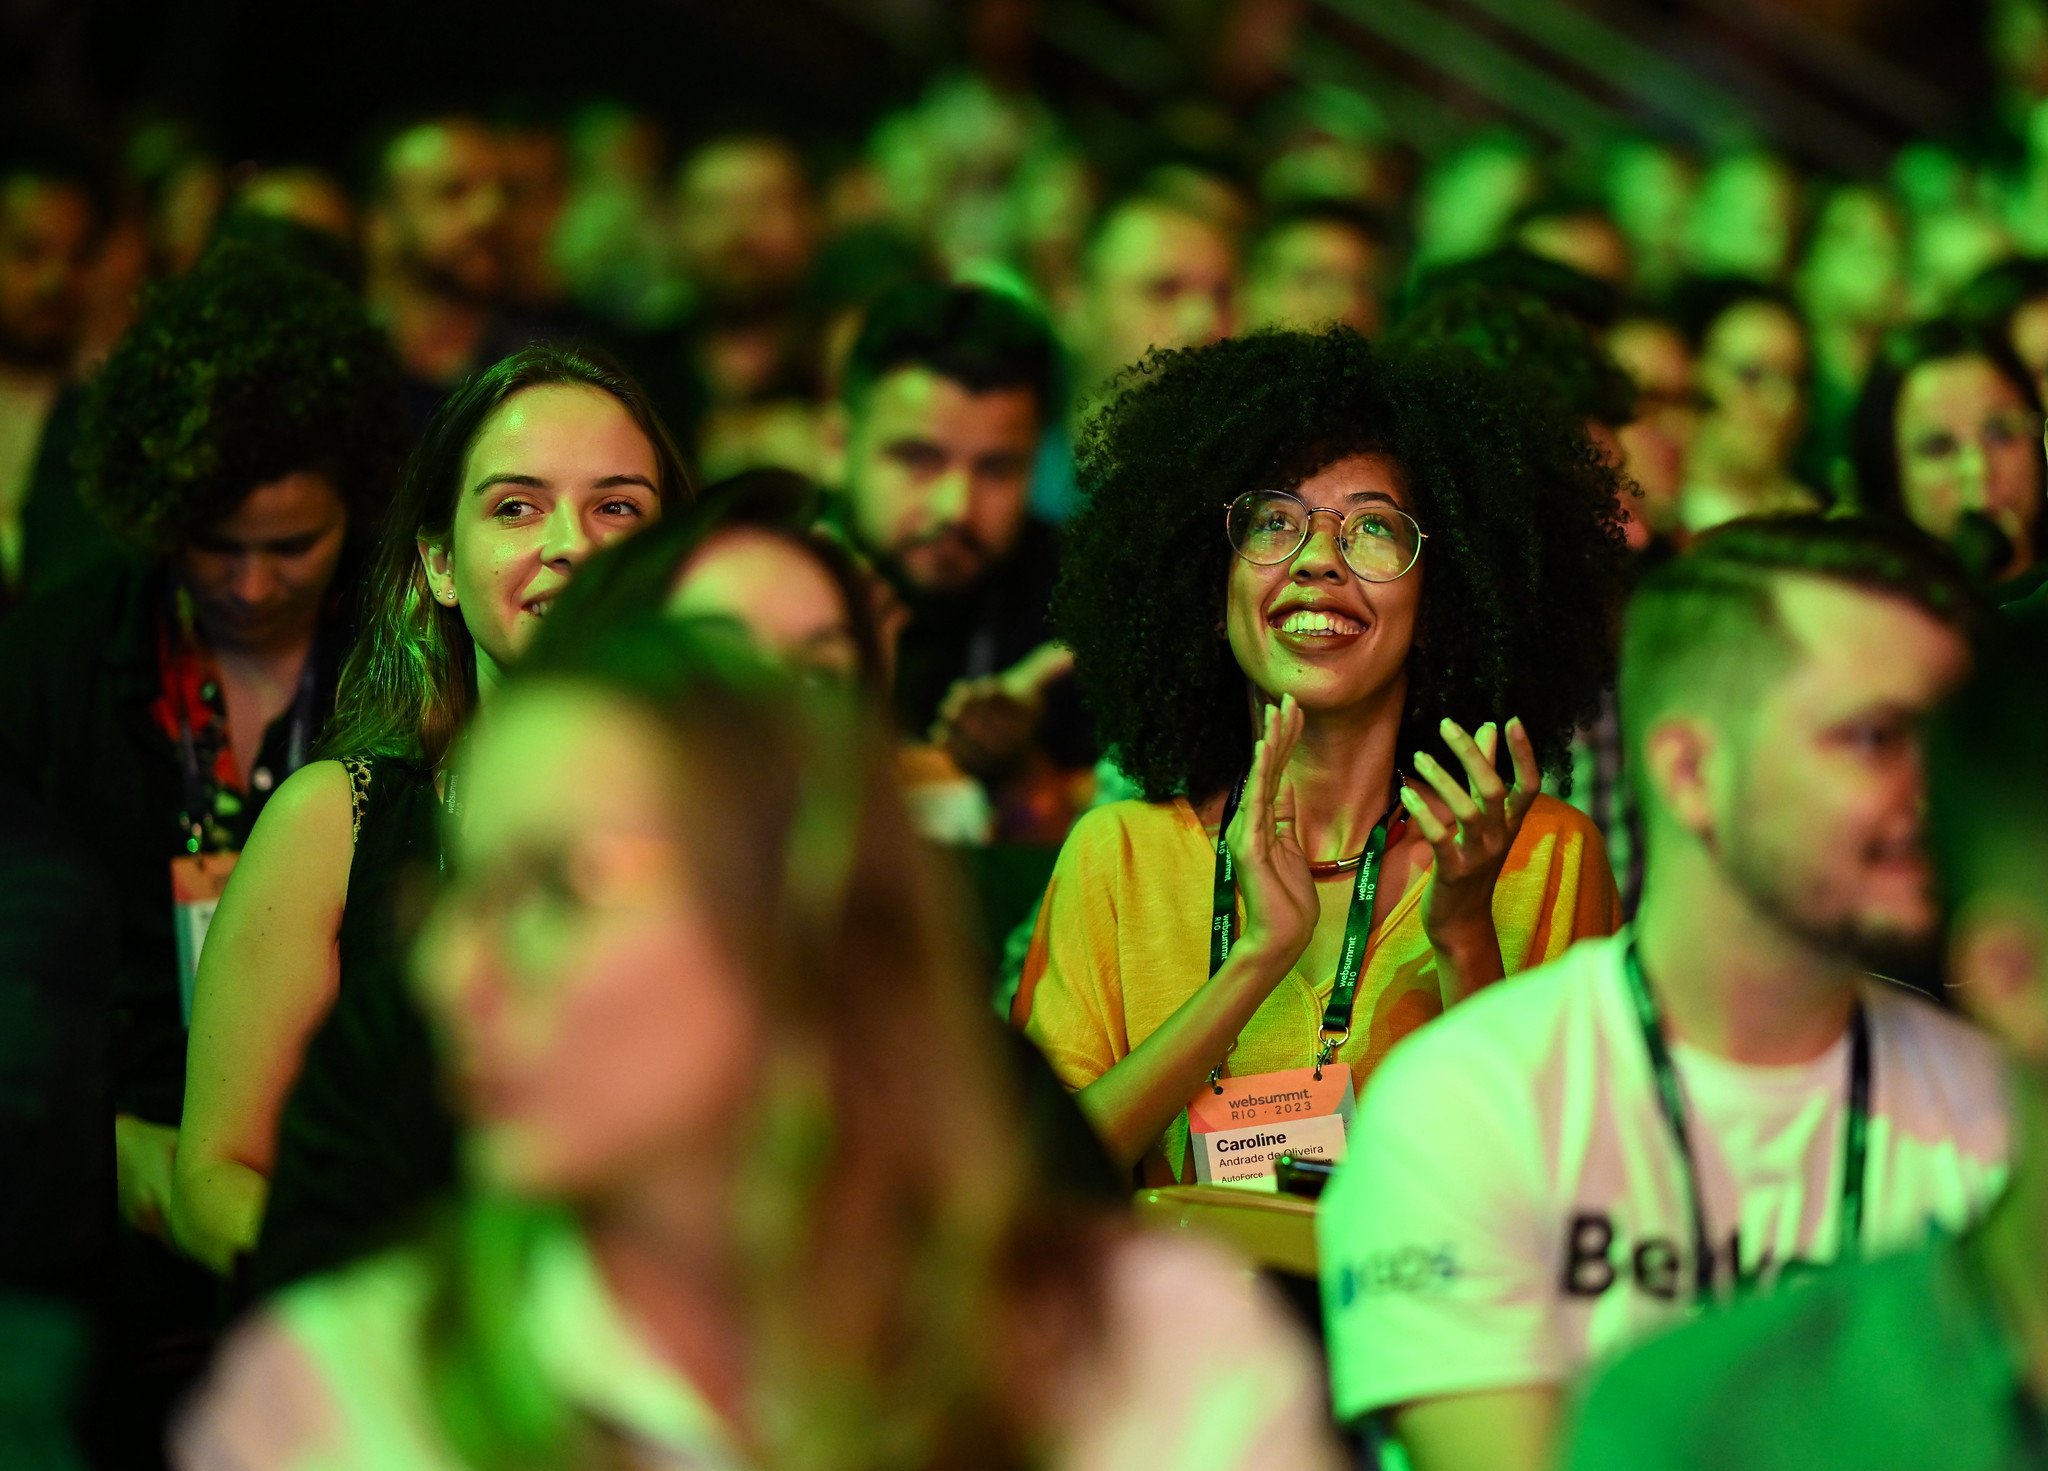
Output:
[1622,939,1871,1307]
[1208,777,1396,1081]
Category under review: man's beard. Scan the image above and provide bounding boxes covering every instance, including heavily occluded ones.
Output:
[409,248,500,308]
[1723,828,1936,980]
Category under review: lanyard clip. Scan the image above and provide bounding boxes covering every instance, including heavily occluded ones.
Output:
[1314,1025,1351,1078]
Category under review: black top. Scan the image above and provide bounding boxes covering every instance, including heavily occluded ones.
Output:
[248,756,458,1299]
[883,514,1094,769]
[0,559,343,1124]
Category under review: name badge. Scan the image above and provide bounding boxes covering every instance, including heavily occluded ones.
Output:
[171,851,238,1027]
[1188,1065,1356,1188]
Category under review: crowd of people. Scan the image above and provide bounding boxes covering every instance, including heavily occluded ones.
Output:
[6,4,2048,1469]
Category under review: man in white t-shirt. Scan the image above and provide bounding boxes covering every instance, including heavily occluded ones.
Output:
[1317,517,2012,1471]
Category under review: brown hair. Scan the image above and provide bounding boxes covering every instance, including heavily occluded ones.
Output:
[421,617,1106,1471]
[320,342,693,768]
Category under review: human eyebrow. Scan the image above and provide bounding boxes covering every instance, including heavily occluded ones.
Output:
[592,475,659,492]
[471,473,547,498]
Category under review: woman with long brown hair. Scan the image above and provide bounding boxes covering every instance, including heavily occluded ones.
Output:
[177,616,1341,1471]
[170,344,690,1290]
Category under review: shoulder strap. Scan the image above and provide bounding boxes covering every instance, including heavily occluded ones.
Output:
[342,757,374,846]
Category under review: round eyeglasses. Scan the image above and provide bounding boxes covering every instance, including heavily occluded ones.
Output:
[1225,491,1426,583]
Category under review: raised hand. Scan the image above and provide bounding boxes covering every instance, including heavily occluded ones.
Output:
[1403,716,1539,971]
[1226,695,1319,970]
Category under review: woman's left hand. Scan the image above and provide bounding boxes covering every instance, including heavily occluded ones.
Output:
[1402,716,1539,995]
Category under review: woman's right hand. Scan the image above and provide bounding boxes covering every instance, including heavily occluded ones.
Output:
[1225,695,1317,972]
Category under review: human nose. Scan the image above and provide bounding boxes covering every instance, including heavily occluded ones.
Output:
[232,554,280,607]
[541,501,596,567]
[1290,508,1348,578]
[927,466,972,527]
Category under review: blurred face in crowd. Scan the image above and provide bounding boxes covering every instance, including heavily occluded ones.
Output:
[0,174,95,368]
[675,138,818,308]
[1695,299,1808,477]
[1244,219,1381,336]
[235,166,356,241]
[1516,209,1632,288]
[1226,454,1423,719]
[1075,201,1236,389]
[373,120,507,303]
[422,384,662,682]
[1605,141,1695,280]
[1893,355,2042,570]
[496,126,568,305]
[1682,578,1968,969]
[837,365,1041,595]
[1687,152,1801,283]
[1797,186,1904,327]
[2007,294,2048,404]
[668,527,862,682]
[419,684,761,1199]
[177,471,349,655]
[1608,317,1698,540]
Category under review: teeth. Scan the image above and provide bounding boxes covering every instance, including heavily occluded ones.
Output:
[1277,609,1363,636]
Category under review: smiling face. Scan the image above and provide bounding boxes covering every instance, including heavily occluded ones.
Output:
[417,684,762,1199]
[1718,577,1970,969]
[1894,354,2041,566]
[420,383,661,684]
[1225,453,1422,720]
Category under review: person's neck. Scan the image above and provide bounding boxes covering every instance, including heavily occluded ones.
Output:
[194,610,318,676]
[1982,1071,2048,1400]
[371,267,489,387]
[0,355,63,397]
[474,646,505,703]
[1632,840,1862,1064]
[584,1161,749,1430]
[1271,683,1405,863]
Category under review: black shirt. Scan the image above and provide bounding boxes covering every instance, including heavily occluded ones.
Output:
[0,558,344,1124]
[247,756,458,1298]
[882,514,1094,769]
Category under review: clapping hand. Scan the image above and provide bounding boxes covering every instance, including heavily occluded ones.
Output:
[1225,695,1319,970]
[1403,716,1539,956]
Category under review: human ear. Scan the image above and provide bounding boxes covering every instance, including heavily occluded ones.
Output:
[1643,715,1718,843]
[417,537,458,607]
[1949,901,2048,1065]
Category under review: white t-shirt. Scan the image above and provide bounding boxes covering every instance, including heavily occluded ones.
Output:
[1317,933,2010,1423]
[176,1219,1345,1471]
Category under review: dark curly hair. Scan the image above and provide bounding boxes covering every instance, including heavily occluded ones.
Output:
[1390,281,1636,427]
[77,237,406,556]
[1055,327,1627,804]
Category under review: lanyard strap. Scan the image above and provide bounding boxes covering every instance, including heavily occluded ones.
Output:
[1209,777,1396,1079]
[1621,939,1871,1306]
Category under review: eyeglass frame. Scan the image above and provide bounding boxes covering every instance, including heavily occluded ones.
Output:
[1224,490,1428,584]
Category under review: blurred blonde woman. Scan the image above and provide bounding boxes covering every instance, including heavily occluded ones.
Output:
[178,617,1341,1471]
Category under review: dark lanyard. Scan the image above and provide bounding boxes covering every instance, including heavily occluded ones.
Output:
[1622,939,1871,1305]
[1209,777,1396,1081]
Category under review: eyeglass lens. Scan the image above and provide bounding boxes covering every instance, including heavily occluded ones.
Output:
[1228,493,1420,581]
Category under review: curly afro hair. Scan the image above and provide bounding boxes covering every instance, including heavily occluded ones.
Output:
[1391,282,1637,427]
[1055,327,1628,804]
[78,237,406,555]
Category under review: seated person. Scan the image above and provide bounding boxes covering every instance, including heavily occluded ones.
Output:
[1320,516,2012,1471]
[1565,621,2048,1471]
[176,618,1345,1471]
[828,280,1092,839]
[1847,317,2046,601]
[1013,326,1629,1184]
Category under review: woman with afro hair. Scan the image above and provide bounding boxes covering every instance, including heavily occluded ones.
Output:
[1011,327,1628,1183]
